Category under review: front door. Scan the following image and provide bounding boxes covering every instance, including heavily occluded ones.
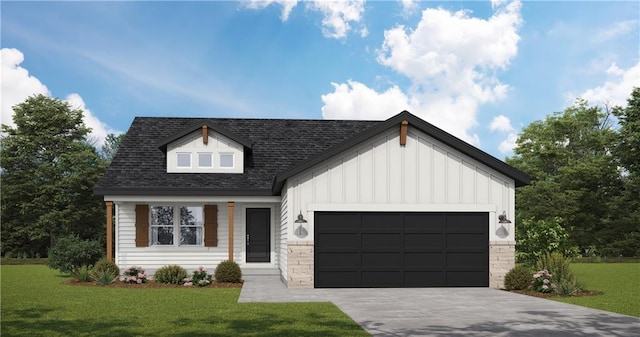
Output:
[246,208,270,263]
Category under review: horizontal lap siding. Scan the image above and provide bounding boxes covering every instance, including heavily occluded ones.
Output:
[116,202,243,274]
[279,189,289,280]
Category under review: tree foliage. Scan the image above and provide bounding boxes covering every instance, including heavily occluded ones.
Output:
[1,94,108,257]
[100,133,125,162]
[509,88,640,257]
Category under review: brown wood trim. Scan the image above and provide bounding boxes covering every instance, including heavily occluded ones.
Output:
[106,201,114,261]
[202,125,208,145]
[135,204,149,247]
[204,205,218,247]
[400,120,408,145]
[228,202,235,261]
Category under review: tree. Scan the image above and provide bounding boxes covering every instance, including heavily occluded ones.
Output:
[101,133,125,162]
[508,99,622,254]
[0,94,108,257]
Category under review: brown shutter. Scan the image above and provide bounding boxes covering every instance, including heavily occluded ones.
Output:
[135,204,149,247]
[204,204,218,247]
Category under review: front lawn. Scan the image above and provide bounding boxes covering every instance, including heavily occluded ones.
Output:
[1,265,368,337]
[550,263,640,317]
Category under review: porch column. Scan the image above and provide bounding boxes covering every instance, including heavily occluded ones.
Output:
[227,202,235,261]
[106,201,113,261]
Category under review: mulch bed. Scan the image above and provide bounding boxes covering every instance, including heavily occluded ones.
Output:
[509,289,602,298]
[64,279,243,288]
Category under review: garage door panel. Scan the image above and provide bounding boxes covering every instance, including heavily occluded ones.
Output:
[446,234,487,249]
[362,252,402,268]
[316,252,360,268]
[404,233,443,249]
[316,233,360,250]
[315,211,488,288]
[404,252,444,268]
[362,233,402,249]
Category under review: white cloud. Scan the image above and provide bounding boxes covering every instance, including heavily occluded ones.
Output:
[321,1,522,145]
[306,0,366,39]
[489,115,514,133]
[399,0,419,17]
[0,48,118,146]
[498,132,518,155]
[581,61,640,106]
[243,0,299,21]
[593,20,637,42]
[1,48,49,127]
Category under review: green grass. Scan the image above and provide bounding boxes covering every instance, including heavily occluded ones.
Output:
[1,265,368,337]
[550,263,640,317]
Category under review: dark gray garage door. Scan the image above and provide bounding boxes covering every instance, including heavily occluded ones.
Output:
[314,212,488,288]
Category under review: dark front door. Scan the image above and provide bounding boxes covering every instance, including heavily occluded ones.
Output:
[246,208,270,263]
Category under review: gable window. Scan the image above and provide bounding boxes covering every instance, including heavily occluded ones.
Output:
[177,153,191,168]
[198,153,213,168]
[150,205,203,246]
[219,153,234,168]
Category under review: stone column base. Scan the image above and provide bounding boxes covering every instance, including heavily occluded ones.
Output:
[287,241,314,289]
[489,241,516,289]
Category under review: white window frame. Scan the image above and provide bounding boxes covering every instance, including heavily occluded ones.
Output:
[219,153,234,169]
[176,153,192,168]
[150,204,204,247]
[198,152,213,168]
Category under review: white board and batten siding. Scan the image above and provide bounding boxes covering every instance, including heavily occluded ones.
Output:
[166,130,244,173]
[114,200,280,274]
[285,127,516,242]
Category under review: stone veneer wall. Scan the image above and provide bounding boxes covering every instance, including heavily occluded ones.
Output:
[489,241,516,289]
[286,241,314,288]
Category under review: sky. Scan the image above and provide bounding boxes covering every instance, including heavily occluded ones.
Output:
[1,0,638,159]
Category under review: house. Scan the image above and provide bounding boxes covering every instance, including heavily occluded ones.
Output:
[93,111,529,289]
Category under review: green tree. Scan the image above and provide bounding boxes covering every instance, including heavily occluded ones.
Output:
[1,94,107,257]
[101,133,125,162]
[508,99,622,254]
[515,217,579,266]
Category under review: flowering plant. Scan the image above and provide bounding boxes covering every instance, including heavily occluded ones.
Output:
[183,266,213,287]
[533,269,556,293]
[122,266,148,284]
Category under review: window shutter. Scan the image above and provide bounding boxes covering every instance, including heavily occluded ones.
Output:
[135,204,149,247]
[204,204,218,247]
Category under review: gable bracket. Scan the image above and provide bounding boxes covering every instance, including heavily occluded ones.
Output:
[400,120,408,146]
[202,125,208,145]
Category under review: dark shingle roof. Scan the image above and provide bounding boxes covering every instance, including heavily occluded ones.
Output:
[93,111,530,196]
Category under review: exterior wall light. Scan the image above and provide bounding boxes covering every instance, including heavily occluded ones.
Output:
[294,211,308,237]
[496,211,512,238]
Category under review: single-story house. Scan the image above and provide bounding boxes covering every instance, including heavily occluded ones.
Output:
[93,110,529,289]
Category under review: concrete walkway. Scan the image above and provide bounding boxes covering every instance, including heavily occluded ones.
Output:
[239,275,640,337]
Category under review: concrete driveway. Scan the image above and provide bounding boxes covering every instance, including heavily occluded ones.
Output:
[239,275,640,337]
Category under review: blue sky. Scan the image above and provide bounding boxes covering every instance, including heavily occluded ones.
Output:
[2,0,638,159]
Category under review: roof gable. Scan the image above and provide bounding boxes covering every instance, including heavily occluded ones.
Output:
[158,120,253,152]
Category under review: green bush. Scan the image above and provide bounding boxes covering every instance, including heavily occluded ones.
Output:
[504,265,533,290]
[554,279,581,296]
[93,269,117,286]
[72,265,92,282]
[91,258,120,279]
[184,266,213,287]
[122,266,147,284]
[535,252,575,284]
[214,260,242,283]
[154,265,188,284]
[516,217,579,266]
[47,235,103,273]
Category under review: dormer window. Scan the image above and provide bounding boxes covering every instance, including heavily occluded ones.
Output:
[176,153,191,168]
[219,153,234,168]
[198,153,213,168]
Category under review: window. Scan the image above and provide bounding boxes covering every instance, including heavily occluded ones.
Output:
[198,153,213,168]
[179,206,203,245]
[177,153,191,168]
[150,205,204,246]
[151,206,174,245]
[219,153,234,168]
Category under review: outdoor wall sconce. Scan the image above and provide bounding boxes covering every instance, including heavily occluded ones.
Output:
[496,211,512,238]
[294,211,308,237]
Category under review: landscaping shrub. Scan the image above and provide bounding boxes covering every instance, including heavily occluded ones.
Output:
[122,266,147,284]
[214,260,242,283]
[184,266,213,287]
[535,252,575,284]
[554,279,581,296]
[504,265,533,290]
[533,269,555,293]
[91,258,120,279]
[47,235,103,273]
[154,265,188,284]
[93,269,117,286]
[72,265,92,282]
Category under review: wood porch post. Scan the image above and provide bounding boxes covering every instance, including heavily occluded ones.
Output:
[106,201,113,261]
[227,202,235,261]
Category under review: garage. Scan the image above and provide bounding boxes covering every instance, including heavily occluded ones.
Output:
[314,212,489,288]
